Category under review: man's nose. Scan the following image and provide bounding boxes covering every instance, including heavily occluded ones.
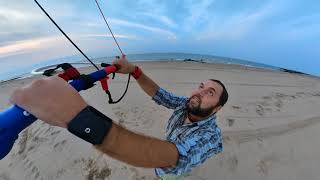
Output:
[198,89,207,97]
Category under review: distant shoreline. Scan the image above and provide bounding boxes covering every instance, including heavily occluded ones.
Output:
[0,58,315,84]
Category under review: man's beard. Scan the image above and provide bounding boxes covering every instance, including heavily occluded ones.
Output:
[186,95,216,118]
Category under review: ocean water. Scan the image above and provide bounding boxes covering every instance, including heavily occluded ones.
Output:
[0,52,286,82]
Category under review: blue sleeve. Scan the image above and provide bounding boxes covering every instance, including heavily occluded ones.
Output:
[155,130,223,177]
[152,88,188,109]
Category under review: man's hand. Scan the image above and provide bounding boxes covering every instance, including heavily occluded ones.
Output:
[112,55,135,74]
[10,76,87,128]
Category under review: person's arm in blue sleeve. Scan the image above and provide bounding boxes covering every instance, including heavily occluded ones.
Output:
[152,88,188,109]
[155,130,223,177]
[135,71,187,109]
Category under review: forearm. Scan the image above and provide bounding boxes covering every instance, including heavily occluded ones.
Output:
[135,71,160,98]
[112,57,159,97]
[95,123,178,168]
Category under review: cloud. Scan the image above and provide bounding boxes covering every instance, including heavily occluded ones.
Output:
[108,18,177,39]
[81,34,137,39]
[277,13,320,40]
[132,0,167,14]
[0,0,88,45]
[139,13,177,28]
[0,6,41,22]
[182,0,215,30]
[197,0,283,40]
[0,37,63,58]
[1,0,319,76]
[0,6,46,38]
[0,31,137,58]
[1,0,177,44]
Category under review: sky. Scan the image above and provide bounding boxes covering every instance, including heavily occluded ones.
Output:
[0,0,319,76]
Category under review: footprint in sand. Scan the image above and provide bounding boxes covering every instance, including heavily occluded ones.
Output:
[18,130,29,155]
[113,106,155,129]
[312,91,320,97]
[22,157,43,180]
[0,173,11,180]
[50,130,62,136]
[218,152,238,172]
[55,169,67,179]
[248,92,312,117]
[53,140,67,152]
[73,157,112,180]
[255,104,265,116]
[231,105,241,110]
[226,154,238,172]
[223,116,320,143]
[226,118,235,127]
[231,105,249,113]
[256,152,280,176]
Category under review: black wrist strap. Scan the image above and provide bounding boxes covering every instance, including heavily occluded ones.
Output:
[67,106,113,145]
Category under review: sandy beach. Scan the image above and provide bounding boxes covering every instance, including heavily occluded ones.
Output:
[1,61,320,180]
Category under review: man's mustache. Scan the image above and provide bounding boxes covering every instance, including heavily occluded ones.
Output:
[189,94,201,103]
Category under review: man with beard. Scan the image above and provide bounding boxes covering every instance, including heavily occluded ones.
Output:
[10,56,228,180]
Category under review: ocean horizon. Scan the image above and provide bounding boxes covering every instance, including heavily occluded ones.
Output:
[0,52,309,82]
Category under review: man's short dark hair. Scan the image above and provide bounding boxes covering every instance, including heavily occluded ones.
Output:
[209,79,228,107]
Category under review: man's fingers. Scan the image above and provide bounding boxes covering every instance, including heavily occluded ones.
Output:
[112,59,125,72]
[112,59,121,65]
[9,79,43,105]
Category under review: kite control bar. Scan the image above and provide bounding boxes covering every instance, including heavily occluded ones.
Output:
[0,65,118,160]
[0,0,129,160]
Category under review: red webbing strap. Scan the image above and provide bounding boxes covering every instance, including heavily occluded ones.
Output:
[130,66,142,79]
[58,67,80,81]
[58,73,70,81]
[99,77,109,91]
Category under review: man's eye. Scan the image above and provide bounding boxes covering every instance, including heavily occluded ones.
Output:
[209,91,214,96]
[199,86,203,89]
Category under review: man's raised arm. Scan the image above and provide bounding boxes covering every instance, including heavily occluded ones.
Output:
[112,56,159,97]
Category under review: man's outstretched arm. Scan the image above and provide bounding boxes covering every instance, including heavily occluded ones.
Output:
[10,76,178,168]
[95,122,178,168]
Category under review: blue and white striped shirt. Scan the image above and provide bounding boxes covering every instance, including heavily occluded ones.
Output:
[152,88,223,177]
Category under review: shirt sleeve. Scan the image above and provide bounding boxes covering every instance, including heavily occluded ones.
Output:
[155,130,223,177]
[152,88,188,110]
